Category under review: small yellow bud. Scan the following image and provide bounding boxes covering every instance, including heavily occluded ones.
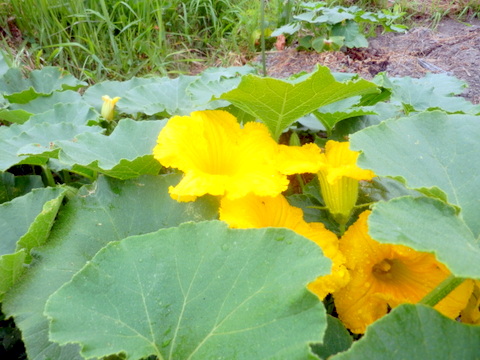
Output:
[101,95,121,121]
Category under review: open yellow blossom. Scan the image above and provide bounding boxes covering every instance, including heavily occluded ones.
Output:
[461,280,480,324]
[275,142,323,175]
[220,194,350,299]
[153,110,290,201]
[101,95,121,121]
[334,210,474,334]
[317,140,375,226]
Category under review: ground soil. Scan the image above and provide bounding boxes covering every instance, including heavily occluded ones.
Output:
[261,17,480,104]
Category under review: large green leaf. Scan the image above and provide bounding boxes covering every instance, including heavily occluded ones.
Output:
[2,175,218,360]
[45,221,329,360]
[369,196,480,278]
[0,122,103,171]
[0,90,83,124]
[119,76,202,117]
[378,73,480,114]
[186,65,255,106]
[57,119,165,179]
[331,304,480,359]
[220,66,378,140]
[0,187,66,300]
[350,111,480,237]
[0,67,86,104]
[82,77,159,111]
[28,102,98,126]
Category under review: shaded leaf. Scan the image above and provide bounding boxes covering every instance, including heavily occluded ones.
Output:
[220,66,378,140]
[0,172,44,203]
[311,315,353,359]
[46,221,329,360]
[3,175,219,360]
[0,187,66,300]
[332,304,480,359]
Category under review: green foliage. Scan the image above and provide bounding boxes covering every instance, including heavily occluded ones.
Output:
[0,187,66,300]
[1,58,480,359]
[331,304,480,359]
[3,175,219,360]
[220,66,379,140]
[45,221,329,360]
[2,0,266,81]
[272,1,407,52]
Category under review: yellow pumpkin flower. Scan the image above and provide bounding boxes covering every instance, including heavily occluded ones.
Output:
[461,280,480,325]
[101,95,121,121]
[153,110,290,201]
[275,142,323,175]
[334,210,474,334]
[317,140,375,226]
[220,194,350,299]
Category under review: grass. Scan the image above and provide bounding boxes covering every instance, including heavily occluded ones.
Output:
[0,0,478,83]
[0,0,284,82]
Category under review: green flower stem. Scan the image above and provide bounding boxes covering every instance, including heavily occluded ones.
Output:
[41,165,56,187]
[420,275,465,307]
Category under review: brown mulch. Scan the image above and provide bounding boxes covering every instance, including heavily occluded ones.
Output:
[262,17,480,104]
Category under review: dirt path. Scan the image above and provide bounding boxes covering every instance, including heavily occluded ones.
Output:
[263,17,480,104]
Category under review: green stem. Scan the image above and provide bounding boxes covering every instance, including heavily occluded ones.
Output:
[62,170,72,184]
[295,174,305,193]
[41,165,56,187]
[354,202,376,210]
[420,275,465,307]
[260,0,267,77]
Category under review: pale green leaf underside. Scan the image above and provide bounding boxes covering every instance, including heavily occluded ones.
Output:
[332,304,480,359]
[351,111,480,238]
[369,196,480,278]
[3,175,219,360]
[46,221,329,360]
[220,66,378,140]
[57,119,165,179]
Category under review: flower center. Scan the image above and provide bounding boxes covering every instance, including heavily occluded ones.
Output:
[372,259,394,280]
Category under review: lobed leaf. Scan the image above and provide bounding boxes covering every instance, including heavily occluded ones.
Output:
[0,67,86,104]
[220,66,378,140]
[57,119,165,179]
[0,90,83,124]
[45,221,329,360]
[0,122,103,171]
[3,175,219,360]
